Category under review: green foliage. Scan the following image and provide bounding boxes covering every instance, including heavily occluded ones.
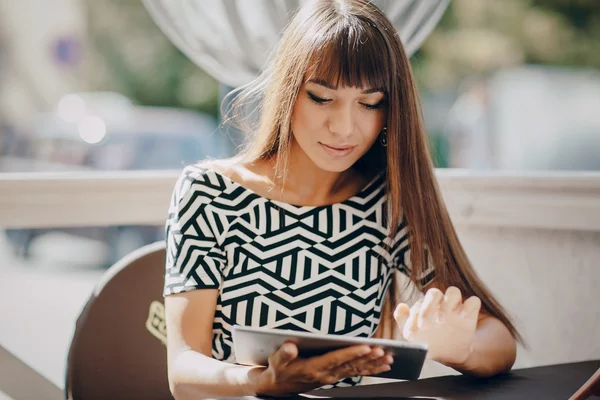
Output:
[413,0,600,91]
[83,0,219,117]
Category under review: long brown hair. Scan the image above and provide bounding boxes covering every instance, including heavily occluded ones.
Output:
[223,0,523,344]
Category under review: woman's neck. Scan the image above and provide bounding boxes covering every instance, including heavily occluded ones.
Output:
[248,148,368,207]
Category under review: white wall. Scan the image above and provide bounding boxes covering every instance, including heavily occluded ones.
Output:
[417,225,600,379]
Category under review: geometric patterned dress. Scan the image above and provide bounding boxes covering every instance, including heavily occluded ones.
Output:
[163,165,434,387]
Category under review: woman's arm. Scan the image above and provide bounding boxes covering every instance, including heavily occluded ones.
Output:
[165,290,260,399]
[168,349,261,399]
[445,313,517,377]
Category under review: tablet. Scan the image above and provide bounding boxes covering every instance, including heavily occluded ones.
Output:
[232,325,428,381]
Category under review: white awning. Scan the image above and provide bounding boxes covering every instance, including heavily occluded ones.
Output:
[142,0,449,87]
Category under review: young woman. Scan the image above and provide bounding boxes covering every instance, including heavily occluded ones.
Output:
[163,0,522,398]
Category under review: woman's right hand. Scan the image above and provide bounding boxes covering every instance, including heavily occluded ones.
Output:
[249,342,393,397]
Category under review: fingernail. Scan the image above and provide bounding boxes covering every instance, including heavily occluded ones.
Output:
[360,346,371,356]
[372,348,384,358]
[386,355,394,364]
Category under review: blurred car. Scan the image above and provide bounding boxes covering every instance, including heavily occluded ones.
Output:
[5,92,235,268]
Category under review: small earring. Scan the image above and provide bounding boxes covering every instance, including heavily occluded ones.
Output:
[380,127,388,147]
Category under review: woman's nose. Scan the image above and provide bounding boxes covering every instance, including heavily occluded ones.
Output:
[328,105,355,138]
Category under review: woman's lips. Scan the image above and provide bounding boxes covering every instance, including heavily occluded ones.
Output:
[319,142,357,158]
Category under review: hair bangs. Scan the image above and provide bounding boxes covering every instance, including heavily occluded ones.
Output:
[306,17,391,92]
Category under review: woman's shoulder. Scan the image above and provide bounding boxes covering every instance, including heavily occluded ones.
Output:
[172,159,234,201]
[198,157,277,197]
[174,157,268,200]
[177,157,244,184]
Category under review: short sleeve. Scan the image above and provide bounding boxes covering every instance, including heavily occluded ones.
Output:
[163,167,227,296]
[390,219,436,288]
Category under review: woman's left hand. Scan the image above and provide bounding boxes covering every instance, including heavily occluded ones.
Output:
[393,286,481,367]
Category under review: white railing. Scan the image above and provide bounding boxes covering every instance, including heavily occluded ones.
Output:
[1,169,600,231]
[2,169,600,380]
[0,170,179,229]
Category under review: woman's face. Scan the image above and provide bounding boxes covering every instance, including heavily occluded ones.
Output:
[290,77,387,173]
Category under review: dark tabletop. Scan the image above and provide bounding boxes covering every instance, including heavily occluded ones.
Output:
[242,360,600,400]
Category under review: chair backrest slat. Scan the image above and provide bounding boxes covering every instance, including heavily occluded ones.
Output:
[65,241,173,400]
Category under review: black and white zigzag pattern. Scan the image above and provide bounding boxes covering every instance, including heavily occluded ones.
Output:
[164,165,430,387]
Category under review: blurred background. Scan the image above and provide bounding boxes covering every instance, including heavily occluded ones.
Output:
[414,0,600,171]
[0,1,599,394]
[0,0,599,270]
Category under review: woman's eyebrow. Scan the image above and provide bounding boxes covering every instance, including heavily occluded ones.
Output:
[361,87,386,94]
[307,78,337,90]
[307,79,385,95]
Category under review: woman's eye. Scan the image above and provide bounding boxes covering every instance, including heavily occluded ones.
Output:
[307,91,331,104]
[361,101,384,110]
